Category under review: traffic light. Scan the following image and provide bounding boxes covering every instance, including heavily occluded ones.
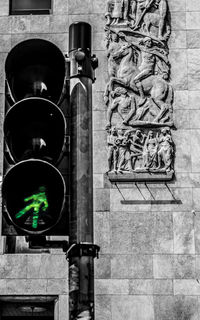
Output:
[2,39,69,235]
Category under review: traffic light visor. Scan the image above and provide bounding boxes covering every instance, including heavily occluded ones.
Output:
[5,39,65,103]
[2,160,66,234]
[4,97,66,163]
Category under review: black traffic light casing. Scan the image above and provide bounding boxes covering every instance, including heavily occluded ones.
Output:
[2,39,69,235]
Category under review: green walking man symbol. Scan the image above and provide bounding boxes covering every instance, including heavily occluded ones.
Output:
[15,186,49,229]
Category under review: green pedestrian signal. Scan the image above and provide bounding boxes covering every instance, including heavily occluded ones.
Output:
[16,186,49,229]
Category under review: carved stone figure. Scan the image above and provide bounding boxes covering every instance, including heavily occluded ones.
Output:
[107,32,122,78]
[157,127,173,171]
[105,0,130,26]
[142,130,158,169]
[107,126,118,172]
[115,129,130,172]
[106,87,136,127]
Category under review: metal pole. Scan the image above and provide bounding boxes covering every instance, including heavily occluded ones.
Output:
[67,22,99,320]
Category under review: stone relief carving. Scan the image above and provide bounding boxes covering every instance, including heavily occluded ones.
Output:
[105,0,174,180]
[106,127,174,173]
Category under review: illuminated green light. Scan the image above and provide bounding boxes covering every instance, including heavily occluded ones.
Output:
[15,186,48,229]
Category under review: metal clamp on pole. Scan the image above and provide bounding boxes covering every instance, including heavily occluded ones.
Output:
[69,22,98,82]
[66,243,100,260]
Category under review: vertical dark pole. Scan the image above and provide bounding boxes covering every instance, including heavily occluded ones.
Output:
[68,22,99,320]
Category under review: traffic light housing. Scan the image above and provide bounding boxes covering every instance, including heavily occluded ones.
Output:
[2,39,69,235]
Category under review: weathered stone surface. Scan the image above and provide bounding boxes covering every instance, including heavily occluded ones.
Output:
[174,279,200,295]
[0,255,27,278]
[191,130,200,172]
[153,212,173,254]
[54,0,68,14]
[173,212,195,254]
[95,279,129,295]
[94,212,110,254]
[188,49,200,90]
[58,296,69,320]
[95,295,112,320]
[27,255,68,279]
[186,0,200,11]
[187,30,200,48]
[95,254,111,279]
[111,255,153,279]
[168,0,186,12]
[0,0,9,15]
[46,279,68,294]
[94,189,110,211]
[170,50,188,90]
[173,130,191,172]
[169,31,187,49]
[111,296,154,320]
[129,279,153,295]
[187,12,200,30]
[154,296,200,320]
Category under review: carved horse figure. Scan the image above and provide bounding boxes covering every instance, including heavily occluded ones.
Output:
[105,43,173,124]
[142,0,170,40]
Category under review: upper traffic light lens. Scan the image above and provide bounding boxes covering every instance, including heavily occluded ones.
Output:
[2,159,66,234]
[5,39,65,104]
[4,97,66,164]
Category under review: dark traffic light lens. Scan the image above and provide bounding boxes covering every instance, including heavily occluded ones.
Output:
[2,160,66,234]
[4,97,66,164]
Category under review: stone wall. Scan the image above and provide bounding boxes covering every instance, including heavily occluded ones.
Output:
[0,0,200,319]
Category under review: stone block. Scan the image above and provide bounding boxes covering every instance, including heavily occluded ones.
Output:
[188,49,200,90]
[0,35,11,52]
[93,91,106,111]
[94,212,110,254]
[11,16,31,33]
[153,212,173,254]
[94,189,110,211]
[187,12,200,29]
[68,0,94,14]
[153,255,174,278]
[189,91,200,109]
[194,212,200,253]
[186,0,200,11]
[58,295,68,320]
[191,130,200,172]
[111,296,154,320]
[169,31,186,49]
[93,0,106,13]
[174,109,190,129]
[129,279,153,295]
[174,91,188,110]
[154,296,200,320]
[131,212,153,254]
[0,255,27,278]
[0,17,11,34]
[173,130,191,172]
[174,255,196,278]
[30,16,50,33]
[0,0,9,16]
[0,279,7,294]
[153,280,173,295]
[46,279,68,294]
[93,111,106,131]
[27,254,68,279]
[93,51,109,91]
[95,279,129,295]
[170,49,187,90]
[54,0,68,14]
[110,188,151,212]
[93,174,104,188]
[171,12,186,30]
[94,254,111,279]
[174,279,200,295]
[49,15,68,33]
[111,255,153,279]
[187,30,200,49]
[168,0,186,12]
[93,33,106,51]
[93,130,108,174]
[95,295,112,320]
[173,212,195,254]
[110,231,132,254]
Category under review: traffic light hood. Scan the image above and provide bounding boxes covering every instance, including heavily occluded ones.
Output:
[5,39,65,104]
